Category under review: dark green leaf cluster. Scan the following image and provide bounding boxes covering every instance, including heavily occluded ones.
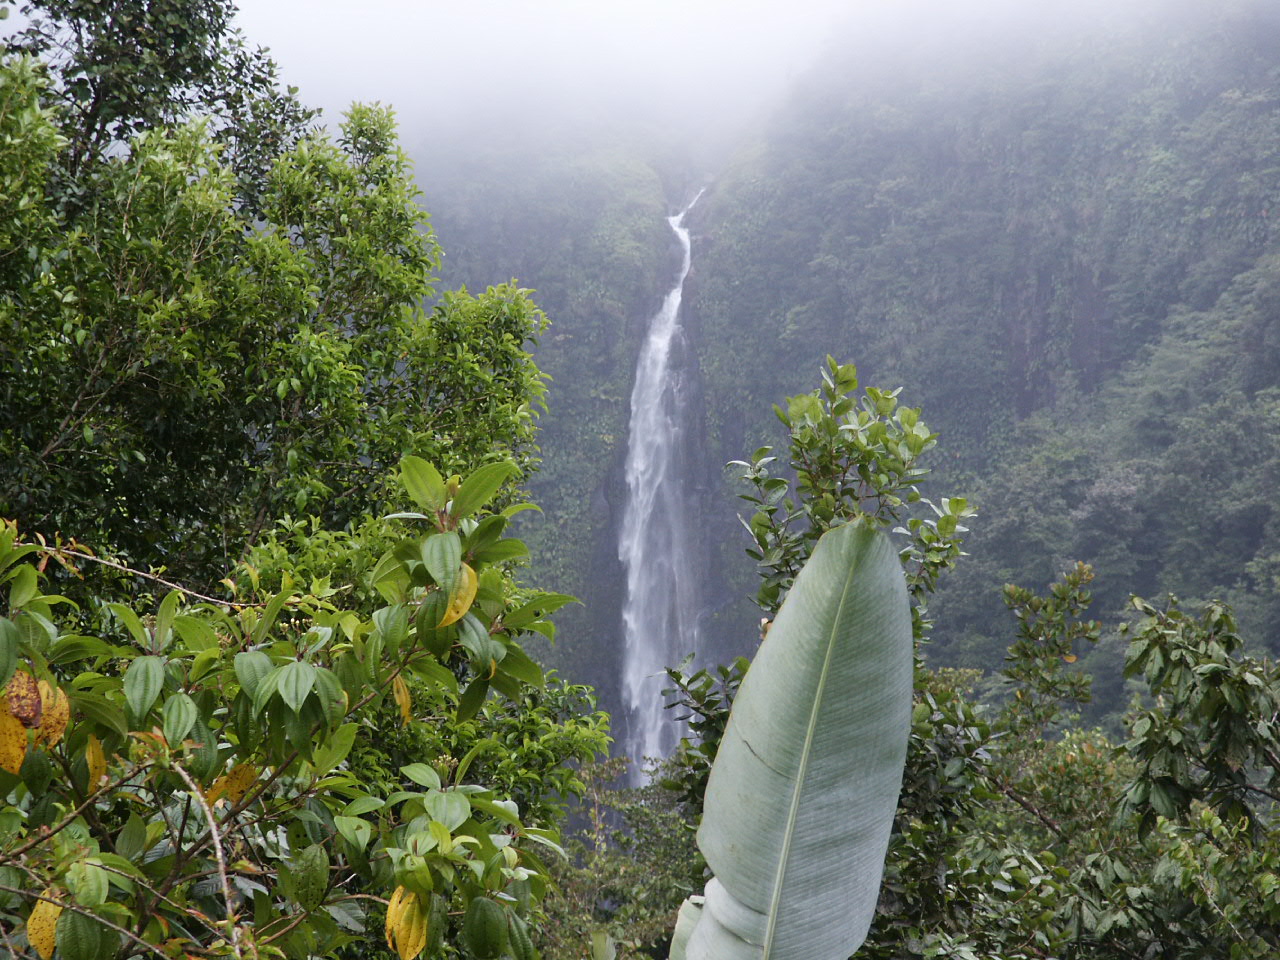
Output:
[0,459,608,958]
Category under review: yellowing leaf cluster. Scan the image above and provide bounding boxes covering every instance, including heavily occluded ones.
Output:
[206,763,259,806]
[393,675,412,726]
[35,679,69,747]
[26,889,62,960]
[385,885,428,960]
[0,671,70,774]
[86,734,107,788]
[437,563,478,627]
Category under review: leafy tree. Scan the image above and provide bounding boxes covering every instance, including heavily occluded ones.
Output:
[0,457,606,959]
[0,57,549,591]
[3,0,316,210]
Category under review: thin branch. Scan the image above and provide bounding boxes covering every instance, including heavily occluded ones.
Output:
[0,762,154,865]
[171,762,244,960]
[37,546,238,606]
[997,782,1066,840]
[0,884,171,960]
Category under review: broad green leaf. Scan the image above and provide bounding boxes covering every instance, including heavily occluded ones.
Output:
[172,615,220,652]
[312,667,345,728]
[7,564,37,608]
[401,456,447,511]
[422,532,461,601]
[162,693,198,746]
[684,521,912,960]
[115,814,147,860]
[56,906,119,960]
[333,815,372,850]
[251,590,292,646]
[277,661,317,714]
[123,656,165,725]
[496,643,543,688]
[234,651,273,699]
[458,614,504,671]
[107,603,149,649]
[450,461,518,520]
[373,604,408,654]
[467,796,520,826]
[408,657,458,694]
[312,722,358,774]
[502,593,578,630]
[457,678,488,721]
[66,860,109,907]
[425,788,470,831]
[454,739,498,783]
[47,636,123,665]
[69,692,128,738]
[153,590,181,653]
[400,763,441,789]
[343,796,384,817]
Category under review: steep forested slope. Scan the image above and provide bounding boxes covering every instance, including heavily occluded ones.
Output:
[688,0,1280,680]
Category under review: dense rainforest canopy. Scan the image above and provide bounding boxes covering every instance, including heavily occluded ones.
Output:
[2,0,1280,958]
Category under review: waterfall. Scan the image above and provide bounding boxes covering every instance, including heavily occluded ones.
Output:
[618,190,705,777]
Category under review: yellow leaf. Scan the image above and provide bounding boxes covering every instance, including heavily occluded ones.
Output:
[387,887,428,960]
[27,889,62,960]
[392,675,412,727]
[86,734,106,788]
[0,699,27,775]
[1063,654,1078,664]
[225,763,259,804]
[205,776,227,806]
[6,669,41,727]
[437,563,478,627]
[385,885,407,951]
[34,680,69,748]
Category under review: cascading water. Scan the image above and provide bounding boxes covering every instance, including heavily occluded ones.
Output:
[618,190,706,777]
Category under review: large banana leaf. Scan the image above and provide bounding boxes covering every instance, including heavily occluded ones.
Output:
[681,520,912,960]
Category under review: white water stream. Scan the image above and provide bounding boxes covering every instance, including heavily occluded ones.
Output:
[619,190,705,775]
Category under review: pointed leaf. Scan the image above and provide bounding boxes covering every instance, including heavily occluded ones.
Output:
[400,456,447,512]
[422,533,461,602]
[123,656,165,725]
[278,661,317,714]
[687,521,912,960]
[450,462,518,520]
[234,651,273,699]
[162,693,198,746]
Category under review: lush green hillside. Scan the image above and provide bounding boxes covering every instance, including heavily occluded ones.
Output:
[686,0,1280,687]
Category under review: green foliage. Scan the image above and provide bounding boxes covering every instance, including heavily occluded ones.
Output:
[1121,596,1280,834]
[677,521,914,960]
[732,358,973,633]
[642,365,1280,959]
[536,759,700,960]
[0,459,607,959]
[0,57,548,593]
[4,0,317,209]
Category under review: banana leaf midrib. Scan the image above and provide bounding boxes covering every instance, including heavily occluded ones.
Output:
[762,561,860,955]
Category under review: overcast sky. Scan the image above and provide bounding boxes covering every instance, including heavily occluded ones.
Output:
[231,0,871,140]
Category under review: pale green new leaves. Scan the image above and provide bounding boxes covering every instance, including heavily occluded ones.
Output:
[678,521,913,960]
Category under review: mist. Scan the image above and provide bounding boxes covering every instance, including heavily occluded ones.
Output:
[233,0,853,148]
[230,0,1237,157]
